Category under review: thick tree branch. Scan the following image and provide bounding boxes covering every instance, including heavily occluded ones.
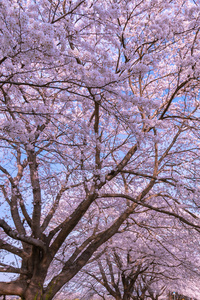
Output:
[45,202,138,297]
[0,239,27,258]
[0,166,28,234]
[49,191,98,257]
[0,219,46,250]
[0,281,24,297]
[27,150,42,238]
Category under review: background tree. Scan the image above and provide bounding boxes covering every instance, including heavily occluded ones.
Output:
[63,212,200,300]
[1,0,200,299]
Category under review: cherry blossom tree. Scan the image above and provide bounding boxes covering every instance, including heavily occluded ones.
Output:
[62,212,200,300]
[1,0,200,299]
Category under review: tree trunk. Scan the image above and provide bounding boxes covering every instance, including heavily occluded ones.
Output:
[122,294,131,300]
[23,279,44,300]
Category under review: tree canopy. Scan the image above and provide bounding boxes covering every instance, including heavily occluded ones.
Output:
[1,0,200,299]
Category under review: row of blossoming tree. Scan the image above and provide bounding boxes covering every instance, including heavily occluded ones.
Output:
[58,211,200,299]
[1,0,200,299]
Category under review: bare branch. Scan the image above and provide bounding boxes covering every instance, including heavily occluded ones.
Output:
[0,239,27,258]
[0,219,46,250]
